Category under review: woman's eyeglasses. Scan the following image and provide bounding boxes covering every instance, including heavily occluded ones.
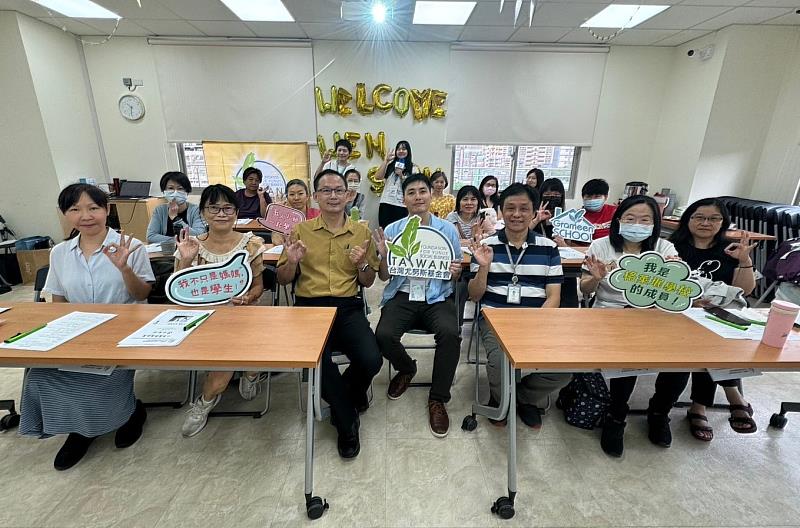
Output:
[689,215,724,224]
[205,205,236,215]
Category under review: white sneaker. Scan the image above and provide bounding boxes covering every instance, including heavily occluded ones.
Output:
[181,394,221,438]
[238,373,266,401]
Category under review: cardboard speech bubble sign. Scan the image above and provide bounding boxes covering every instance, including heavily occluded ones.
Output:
[551,207,596,243]
[166,250,253,306]
[257,203,306,235]
[385,215,456,280]
[607,251,702,312]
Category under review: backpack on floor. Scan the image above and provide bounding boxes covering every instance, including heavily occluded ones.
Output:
[556,373,611,430]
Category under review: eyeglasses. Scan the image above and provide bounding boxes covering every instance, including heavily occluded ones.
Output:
[317,188,348,197]
[690,215,724,224]
[205,205,236,215]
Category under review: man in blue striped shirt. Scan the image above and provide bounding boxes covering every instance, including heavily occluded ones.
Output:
[468,183,570,428]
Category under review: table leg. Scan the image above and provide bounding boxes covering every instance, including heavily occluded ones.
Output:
[305,366,328,520]
[491,355,517,520]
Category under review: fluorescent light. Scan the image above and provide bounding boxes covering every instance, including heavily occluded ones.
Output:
[31,0,120,18]
[581,4,669,29]
[413,1,476,25]
[372,2,387,23]
[220,0,294,22]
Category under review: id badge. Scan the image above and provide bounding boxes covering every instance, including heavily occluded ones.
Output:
[506,281,522,305]
[409,278,427,302]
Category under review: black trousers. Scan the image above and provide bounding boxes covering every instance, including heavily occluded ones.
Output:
[378,203,407,229]
[690,372,741,407]
[375,293,460,402]
[609,373,690,420]
[294,296,382,431]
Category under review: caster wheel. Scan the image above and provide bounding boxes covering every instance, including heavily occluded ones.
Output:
[461,415,478,431]
[770,413,788,429]
[306,496,329,520]
[0,413,20,432]
[491,496,515,519]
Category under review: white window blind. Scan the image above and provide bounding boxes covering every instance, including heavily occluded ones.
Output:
[446,49,608,146]
[151,43,316,143]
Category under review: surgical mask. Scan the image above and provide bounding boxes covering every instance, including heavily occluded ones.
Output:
[619,223,653,243]
[163,190,188,205]
[348,181,360,192]
[484,186,496,196]
[583,198,604,212]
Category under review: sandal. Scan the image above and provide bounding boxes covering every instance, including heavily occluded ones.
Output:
[729,403,758,434]
[686,411,714,442]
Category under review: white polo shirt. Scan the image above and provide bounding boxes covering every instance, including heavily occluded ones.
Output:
[44,228,155,304]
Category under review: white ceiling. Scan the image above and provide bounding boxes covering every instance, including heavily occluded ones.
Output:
[0,0,798,46]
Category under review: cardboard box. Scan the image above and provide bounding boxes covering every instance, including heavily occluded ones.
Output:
[16,249,51,285]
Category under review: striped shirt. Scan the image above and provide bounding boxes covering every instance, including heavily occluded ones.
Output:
[471,229,563,308]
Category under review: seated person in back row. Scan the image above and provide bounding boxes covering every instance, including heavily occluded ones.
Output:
[373,174,463,438]
[234,167,272,219]
[468,183,569,428]
[272,179,321,247]
[276,169,382,459]
[580,178,617,241]
[146,171,206,243]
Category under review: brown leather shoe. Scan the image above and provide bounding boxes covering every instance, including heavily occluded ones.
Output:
[428,400,450,438]
[387,371,415,400]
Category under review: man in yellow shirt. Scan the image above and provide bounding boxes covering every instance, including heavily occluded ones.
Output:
[277,169,381,459]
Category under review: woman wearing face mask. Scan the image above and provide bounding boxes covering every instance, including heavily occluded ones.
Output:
[531,178,566,241]
[580,195,689,457]
[315,139,355,179]
[429,171,455,218]
[344,168,365,215]
[375,140,420,228]
[478,175,501,216]
[581,178,617,240]
[146,171,206,243]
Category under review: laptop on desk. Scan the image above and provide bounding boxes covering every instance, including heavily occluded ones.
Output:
[117,181,152,199]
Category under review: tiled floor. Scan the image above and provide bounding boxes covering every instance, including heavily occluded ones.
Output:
[1,283,800,527]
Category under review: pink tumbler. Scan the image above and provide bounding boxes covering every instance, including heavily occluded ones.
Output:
[761,300,800,348]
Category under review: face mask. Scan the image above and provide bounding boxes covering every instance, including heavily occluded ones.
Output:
[583,198,604,212]
[484,187,496,197]
[164,190,188,205]
[348,182,360,192]
[619,223,653,243]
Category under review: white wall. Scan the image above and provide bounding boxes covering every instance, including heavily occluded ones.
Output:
[690,25,798,203]
[752,29,800,204]
[567,46,672,208]
[17,14,104,188]
[83,37,178,188]
[0,12,71,241]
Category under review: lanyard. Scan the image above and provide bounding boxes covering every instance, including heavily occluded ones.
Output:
[504,242,528,284]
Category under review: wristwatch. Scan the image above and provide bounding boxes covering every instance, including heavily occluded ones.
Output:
[358,262,370,272]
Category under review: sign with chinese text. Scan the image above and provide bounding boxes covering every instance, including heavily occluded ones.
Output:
[257,203,305,235]
[608,251,702,313]
[551,207,596,243]
[385,215,456,280]
[166,251,253,306]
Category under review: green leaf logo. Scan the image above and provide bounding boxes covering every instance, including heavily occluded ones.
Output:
[242,152,256,171]
[390,215,422,259]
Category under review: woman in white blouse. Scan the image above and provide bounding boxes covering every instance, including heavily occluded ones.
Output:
[580,195,689,458]
[22,183,154,471]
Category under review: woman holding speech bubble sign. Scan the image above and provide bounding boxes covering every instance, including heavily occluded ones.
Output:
[670,197,758,441]
[174,184,266,438]
[580,195,690,458]
[271,179,320,247]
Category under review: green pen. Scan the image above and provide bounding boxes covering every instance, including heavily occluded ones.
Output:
[4,323,47,343]
[746,319,766,327]
[704,315,748,331]
[183,313,211,332]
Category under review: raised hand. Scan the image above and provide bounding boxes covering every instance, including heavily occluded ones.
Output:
[536,201,553,224]
[385,150,395,163]
[725,233,757,264]
[103,230,141,271]
[175,227,200,262]
[584,255,608,281]
[470,242,494,267]
[349,239,371,268]
[322,150,332,163]
[372,227,388,259]
[286,237,307,264]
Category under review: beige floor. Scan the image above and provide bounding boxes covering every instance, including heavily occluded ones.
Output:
[1,283,800,528]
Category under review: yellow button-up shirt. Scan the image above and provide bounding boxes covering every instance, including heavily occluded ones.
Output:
[278,215,379,298]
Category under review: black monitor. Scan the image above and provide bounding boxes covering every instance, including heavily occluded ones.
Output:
[117,181,152,198]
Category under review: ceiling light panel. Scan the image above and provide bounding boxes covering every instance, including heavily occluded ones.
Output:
[220,0,295,22]
[581,5,670,29]
[413,1,477,25]
[31,0,120,19]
